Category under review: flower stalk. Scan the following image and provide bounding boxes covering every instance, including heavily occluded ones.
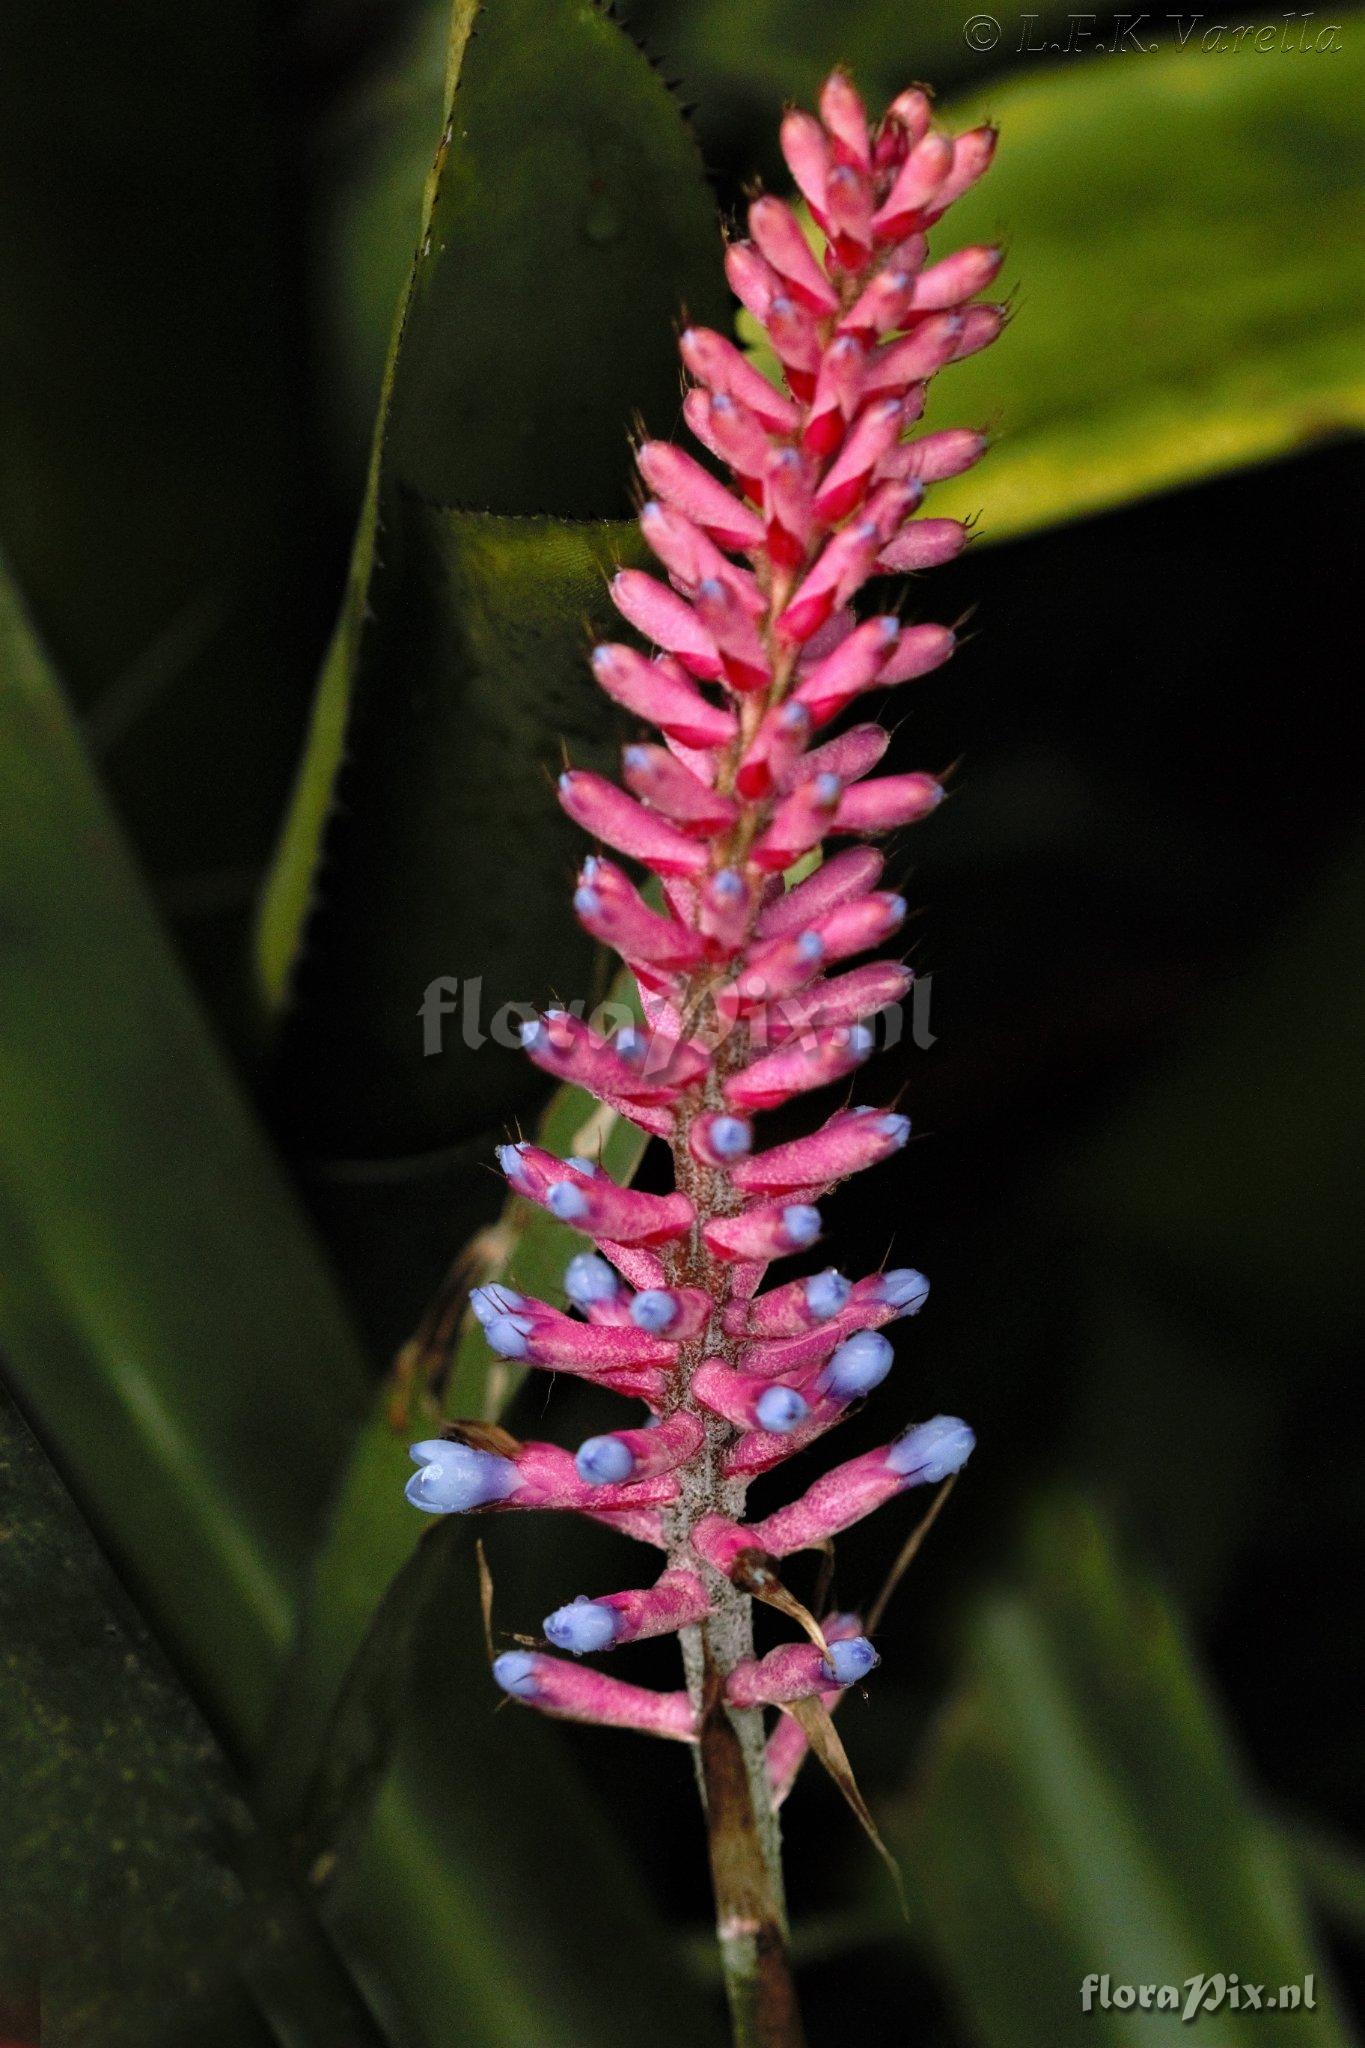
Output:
[404,69,999,2048]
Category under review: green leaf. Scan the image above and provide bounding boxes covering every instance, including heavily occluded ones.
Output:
[0,1389,384,2048]
[0,552,371,1759]
[257,0,726,1337]
[923,41,1365,540]
[0,1,324,1024]
[898,1496,1351,2047]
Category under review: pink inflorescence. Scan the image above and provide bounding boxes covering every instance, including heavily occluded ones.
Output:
[407,71,993,1763]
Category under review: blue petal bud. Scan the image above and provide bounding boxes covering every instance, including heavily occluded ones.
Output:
[565,1155,597,1177]
[543,1596,620,1655]
[815,772,842,805]
[564,1252,619,1308]
[496,1141,528,1178]
[630,1288,678,1333]
[848,1023,874,1058]
[821,1636,880,1685]
[575,1435,636,1486]
[548,1182,589,1221]
[405,1442,521,1515]
[805,1269,852,1320]
[888,1415,975,1482]
[484,1314,531,1360]
[712,867,744,901]
[471,1283,524,1327]
[573,885,603,918]
[519,1016,547,1050]
[708,1115,752,1160]
[877,1268,930,1317]
[879,1112,911,1148]
[886,893,907,923]
[797,930,825,964]
[623,744,651,772]
[755,1385,810,1434]
[818,1329,894,1400]
[492,1650,541,1699]
[782,1204,822,1247]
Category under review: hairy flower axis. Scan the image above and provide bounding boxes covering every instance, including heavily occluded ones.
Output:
[408,70,996,2044]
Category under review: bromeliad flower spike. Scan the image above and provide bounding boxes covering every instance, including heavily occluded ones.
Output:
[406,70,998,2048]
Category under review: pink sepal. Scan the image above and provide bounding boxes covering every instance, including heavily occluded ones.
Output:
[637,441,765,552]
[757,847,884,938]
[725,238,783,322]
[741,1443,911,1555]
[601,1568,712,1643]
[499,1653,696,1742]
[820,70,873,170]
[749,195,839,315]
[683,388,770,485]
[692,1358,805,1431]
[703,1201,822,1263]
[514,1442,680,1512]
[750,775,843,872]
[779,109,832,218]
[584,1413,705,1483]
[559,771,708,877]
[880,623,956,686]
[876,518,969,573]
[485,1295,677,1374]
[622,744,737,835]
[680,327,801,434]
[591,645,738,750]
[812,398,906,522]
[785,722,889,791]
[924,124,998,220]
[611,571,722,680]
[727,1642,846,1708]
[870,129,953,241]
[794,615,899,725]
[762,961,911,1045]
[585,1505,668,1548]
[812,889,906,962]
[724,1025,872,1112]
[718,928,829,1019]
[832,772,943,834]
[730,1105,907,1195]
[767,1613,865,1803]
[777,522,883,644]
[863,314,966,397]
[638,503,763,614]
[576,856,708,971]
[911,243,1003,310]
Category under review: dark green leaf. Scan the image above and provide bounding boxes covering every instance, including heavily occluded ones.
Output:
[0,553,370,1758]
[898,1496,1351,2046]
[0,1389,383,2048]
[255,0,726,1340]
[0,1,325,1025]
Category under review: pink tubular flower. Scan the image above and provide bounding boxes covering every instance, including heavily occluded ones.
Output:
[408,71,989,1822]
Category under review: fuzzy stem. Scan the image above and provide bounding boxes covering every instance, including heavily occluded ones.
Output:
[663,1002,806,2046]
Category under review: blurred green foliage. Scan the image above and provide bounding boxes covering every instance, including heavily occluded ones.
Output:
[1,0,1361,2042]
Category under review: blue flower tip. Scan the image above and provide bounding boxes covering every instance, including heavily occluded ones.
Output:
[822,1636,880,1686]
[755,1385,809,1434]
[493,1651,541,1700]
[630,1288,678,1333]
[564,1252,618,1308]
[805,1269,851,1320]
[548,1182,589,1222]
[879,1267,930,1316]
[889,1415,975,1482]
[543,1598,620,1656]
[782,1204,822,1247]
[710,1115,752,1160]
[575,1435,636,1486]
[820,1330,894,1399]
